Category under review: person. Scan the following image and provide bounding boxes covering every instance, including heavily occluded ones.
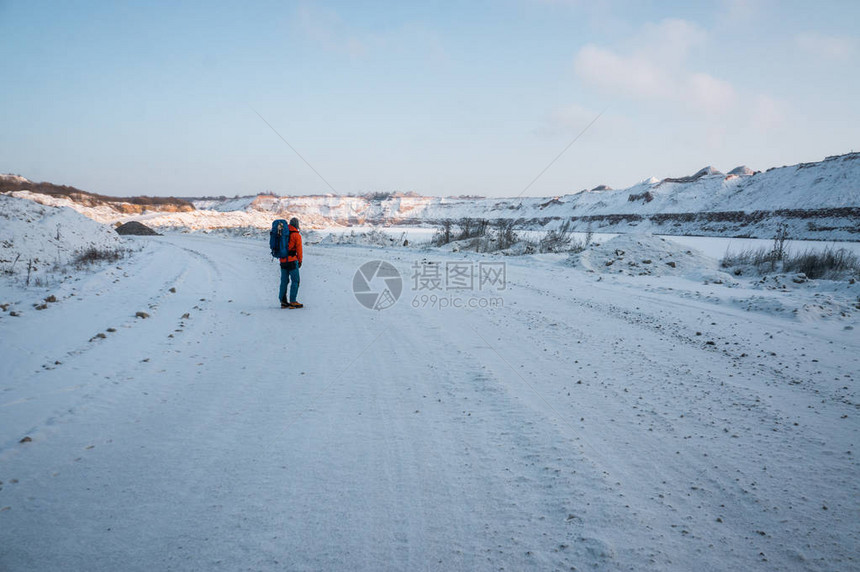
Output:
[279,217,303,308]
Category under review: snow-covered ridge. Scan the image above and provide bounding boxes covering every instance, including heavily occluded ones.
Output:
[181,152,858,221]
[181,152,859,230]
[4,152,859,239]
[0,173,31,184]
[7,190,136,224]
[0,175,194,222]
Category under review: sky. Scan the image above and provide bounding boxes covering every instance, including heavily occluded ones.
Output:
[1,0,858,198]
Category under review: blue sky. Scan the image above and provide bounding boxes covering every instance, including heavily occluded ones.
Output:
[1,0,858,197]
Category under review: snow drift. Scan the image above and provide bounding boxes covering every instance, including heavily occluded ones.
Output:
[0,194,124,275]
[568,234,723,279]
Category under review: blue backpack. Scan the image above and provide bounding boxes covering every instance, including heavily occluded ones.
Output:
[269,219,290,258]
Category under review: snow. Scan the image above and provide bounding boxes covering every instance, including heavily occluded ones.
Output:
[163,152,860,240]
[729,166,755,176]
[1,233,857,570]
[7,190,131,225]
[7,152,860,242]
[0,194,124,276]
[663,235,860,260]
[0,174,30,184]
[568,234,724,279]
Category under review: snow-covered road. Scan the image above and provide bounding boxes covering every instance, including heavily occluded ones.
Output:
[1,235,857,571]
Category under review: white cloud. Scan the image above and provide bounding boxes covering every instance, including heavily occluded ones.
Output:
[796,32,858,60]
[573,19,706,103]
[574,19,729,113]
[570,17,787,136]
[685,73,737,114]
[574,45,672,100]
[636,18,704,67]
[574,18,755,116]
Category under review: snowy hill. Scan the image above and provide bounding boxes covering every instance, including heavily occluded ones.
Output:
[179,152,860,239]
[0,175,194,223]
[0,173,31,185]
[0,194,124,276]
[4,152,859,240]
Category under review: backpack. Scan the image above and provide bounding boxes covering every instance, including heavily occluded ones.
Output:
[269,219,290,258]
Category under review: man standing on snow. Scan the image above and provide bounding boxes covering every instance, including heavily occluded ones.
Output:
[279,217,303,309]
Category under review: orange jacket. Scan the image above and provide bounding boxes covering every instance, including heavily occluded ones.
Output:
[287,224,302,263]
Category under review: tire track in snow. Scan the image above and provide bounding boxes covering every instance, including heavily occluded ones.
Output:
[2,238,856,571]
[480,257,858,570]
[0,238,220,460]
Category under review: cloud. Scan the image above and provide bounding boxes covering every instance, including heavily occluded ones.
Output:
[636,18,704,67]
[574,45,671,100]
[574,19,730,114]
[573,18,704,102]
[685,73,737,114]
[574,18,739,115]
[570,17,788,136]
[796,32,858,60]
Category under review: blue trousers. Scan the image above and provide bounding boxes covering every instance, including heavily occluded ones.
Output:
[279,266,300,303]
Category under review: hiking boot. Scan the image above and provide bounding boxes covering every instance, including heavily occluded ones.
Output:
[288,301,304,308]
[280,301,290,308]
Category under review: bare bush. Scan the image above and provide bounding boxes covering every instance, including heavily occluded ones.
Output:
[721,245,859,279]
[721,247,774,270]
[539,220,586,253]
[495,219,518,251]
[433,218,491,248]
[783,247,860,279]
[539,220,572,253]
[457,218,489,241]
[73,247,127,269]
[771,223,790,270]
[568,237,586,254]
[722,225,792,273]
[432,219,454,246]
